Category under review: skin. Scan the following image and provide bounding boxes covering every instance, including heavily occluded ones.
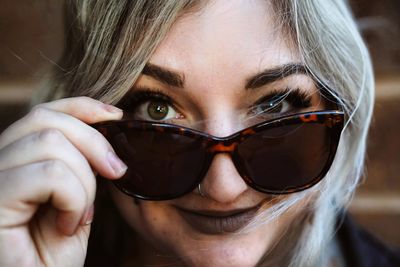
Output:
[0,0,324,266]
[0,97,125,266]
[112,1,324,267]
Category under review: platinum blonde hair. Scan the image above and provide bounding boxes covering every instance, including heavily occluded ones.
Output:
[265,1,373,266]
[36,0,374,266]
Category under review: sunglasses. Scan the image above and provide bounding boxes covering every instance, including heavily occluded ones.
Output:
[92,110,344,200]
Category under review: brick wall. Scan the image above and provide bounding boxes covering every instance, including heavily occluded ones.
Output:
[350,78,400,247]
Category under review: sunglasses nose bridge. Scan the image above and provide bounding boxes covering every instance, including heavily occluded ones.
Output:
[206,128,253,155]
[207,141,238,155]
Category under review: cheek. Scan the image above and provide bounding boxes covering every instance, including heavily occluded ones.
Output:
[109,185,313,266]
[109,186,180,253]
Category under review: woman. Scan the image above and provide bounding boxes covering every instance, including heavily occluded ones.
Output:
[0,0,396,266]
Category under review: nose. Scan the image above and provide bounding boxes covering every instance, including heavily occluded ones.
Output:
[200,153,248,203]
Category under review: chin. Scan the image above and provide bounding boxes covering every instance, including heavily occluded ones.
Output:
[182,246,263,267]
[161,228,271,267]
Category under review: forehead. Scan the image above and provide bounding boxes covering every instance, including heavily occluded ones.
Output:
[149,0,299,78]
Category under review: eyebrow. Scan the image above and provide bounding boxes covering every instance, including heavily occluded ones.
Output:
[142,63,307,90]
[142,63,185,88]
[245,63,308,89]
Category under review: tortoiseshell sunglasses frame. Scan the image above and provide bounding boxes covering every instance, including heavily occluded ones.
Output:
[93,110,344,200]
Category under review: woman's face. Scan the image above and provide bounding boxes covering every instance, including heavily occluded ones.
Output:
[111,0,323,266]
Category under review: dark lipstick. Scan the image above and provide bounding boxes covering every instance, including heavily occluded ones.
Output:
[177,205,260,235]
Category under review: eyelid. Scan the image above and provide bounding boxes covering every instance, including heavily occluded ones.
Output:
[252,87,313,108]
[117,86,185,123]
[118,87,176,109]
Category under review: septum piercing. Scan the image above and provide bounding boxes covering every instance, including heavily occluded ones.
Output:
[198,184,206,197]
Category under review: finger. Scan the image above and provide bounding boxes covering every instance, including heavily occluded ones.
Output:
[0,107,127,179]
[0,129,96,208]
[36,96,122,124]
[0,96,122,149]
[0,160,87,236]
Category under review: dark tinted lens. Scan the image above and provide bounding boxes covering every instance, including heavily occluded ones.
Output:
[106,126,207,199]
[236,122,331,192]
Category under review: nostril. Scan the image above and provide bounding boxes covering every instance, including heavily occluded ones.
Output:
[200,154,248,203]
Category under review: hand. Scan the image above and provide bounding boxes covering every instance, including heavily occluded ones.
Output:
[0,97,126,267]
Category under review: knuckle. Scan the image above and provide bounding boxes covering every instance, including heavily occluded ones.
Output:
[29,106,49,121]
[76,186,88,206]
[67,178,88,209]
[64,181,87,209]
[37,128,65,145]
[88,128,107,148]
[86,173,97,199]
[41,160,88,205]
[41,159,68,178]
[89,110,104,122]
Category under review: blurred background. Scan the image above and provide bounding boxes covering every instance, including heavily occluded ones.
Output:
[0,0,399,248]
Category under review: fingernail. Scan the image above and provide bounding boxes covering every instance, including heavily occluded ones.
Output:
[107,151,128,176]
[102,104,122,114]
[82,204,95,225]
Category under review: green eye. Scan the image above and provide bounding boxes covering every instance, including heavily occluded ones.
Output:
[148,101,169,120]
[134,99,180,121]
[122,89,183,122]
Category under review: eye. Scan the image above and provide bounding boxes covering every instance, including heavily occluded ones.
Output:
[251,97,291,115]
[136,99,181,121]
[117,88,184,122]
[249,88,312,118]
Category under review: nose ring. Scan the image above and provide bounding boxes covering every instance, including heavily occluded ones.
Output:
[198,184,206,197]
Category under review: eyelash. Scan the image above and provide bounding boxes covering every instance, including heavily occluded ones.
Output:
[252,88,312,111]
[118,87,312,121]
[117,87,177,113]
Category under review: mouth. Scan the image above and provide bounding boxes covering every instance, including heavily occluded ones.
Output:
[176,205,262,235]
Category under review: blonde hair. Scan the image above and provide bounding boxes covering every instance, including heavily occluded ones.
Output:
[269,1,374,266]
[36,0,374,266]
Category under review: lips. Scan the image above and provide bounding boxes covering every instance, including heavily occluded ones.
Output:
[176,205,261,235]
